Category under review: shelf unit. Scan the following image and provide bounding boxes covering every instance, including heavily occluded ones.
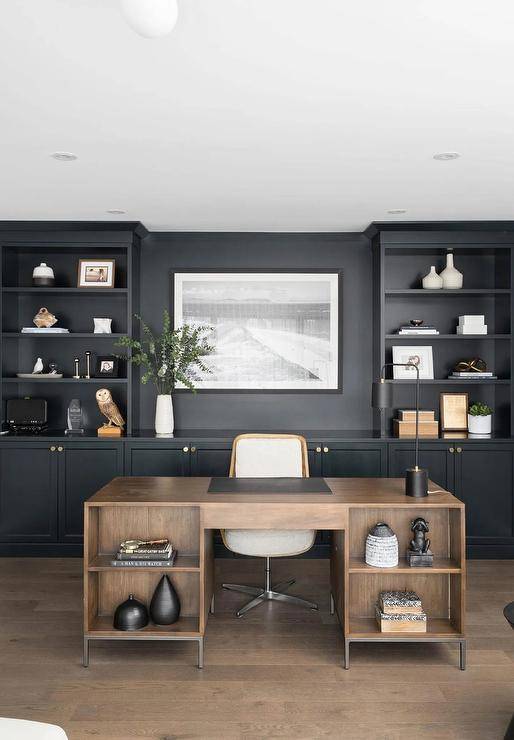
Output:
[369,225,514,436]
[83,500,207,667]
[0,224,145,433]
[342,501,465,667]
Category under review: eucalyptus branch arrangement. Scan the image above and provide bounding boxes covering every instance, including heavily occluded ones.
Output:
[116,310,214,394]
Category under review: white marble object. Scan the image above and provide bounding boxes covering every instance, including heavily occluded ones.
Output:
[93,318,112,334]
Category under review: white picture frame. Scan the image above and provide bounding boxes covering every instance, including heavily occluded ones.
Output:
[172,271,341,390]
[392,346,434,380]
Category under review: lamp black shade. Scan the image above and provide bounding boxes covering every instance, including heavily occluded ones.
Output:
[371,380,393,410]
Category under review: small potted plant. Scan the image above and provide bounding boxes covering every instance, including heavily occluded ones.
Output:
[468,401,493,435]
[117,310,213,436]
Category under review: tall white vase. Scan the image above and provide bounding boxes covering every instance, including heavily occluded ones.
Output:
[440,253,463,289]
[155,394,174,436]
[422,265,443,289]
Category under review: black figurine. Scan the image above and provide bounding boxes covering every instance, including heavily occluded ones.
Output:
[406,517,433,567]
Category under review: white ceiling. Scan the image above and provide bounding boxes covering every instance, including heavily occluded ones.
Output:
[2,0,514,232]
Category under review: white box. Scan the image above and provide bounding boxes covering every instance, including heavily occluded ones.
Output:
[458,315,485,326]
[457,325,488,335]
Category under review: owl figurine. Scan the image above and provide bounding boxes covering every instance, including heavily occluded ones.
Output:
[33,307,58,328]
[95,388,125,436]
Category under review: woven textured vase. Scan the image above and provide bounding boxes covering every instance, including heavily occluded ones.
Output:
[365,522,399,568]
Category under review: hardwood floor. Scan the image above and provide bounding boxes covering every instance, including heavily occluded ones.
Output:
[0,557,513,739]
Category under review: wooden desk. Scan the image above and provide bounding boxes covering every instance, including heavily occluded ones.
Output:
[83,477,466,669]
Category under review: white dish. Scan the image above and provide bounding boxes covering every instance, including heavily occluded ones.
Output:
[16,373,63,379]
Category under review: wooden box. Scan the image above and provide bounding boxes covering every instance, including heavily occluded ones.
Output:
[376,607,427,633]
[393,419,439,438]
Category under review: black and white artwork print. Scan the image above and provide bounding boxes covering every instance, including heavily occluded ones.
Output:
[173,272,340,390]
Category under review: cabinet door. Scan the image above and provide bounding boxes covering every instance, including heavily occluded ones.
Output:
[190,444,232,477]
[321,443,387,477]
[388,443,454,490]
[0,444,57,542]
[125,444,190,476]
[58,443,123,542]
[455,444,514,541]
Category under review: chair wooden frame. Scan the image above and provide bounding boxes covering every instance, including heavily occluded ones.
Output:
[228,433,310,478]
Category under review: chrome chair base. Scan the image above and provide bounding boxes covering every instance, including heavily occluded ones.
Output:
[222,557,318,617]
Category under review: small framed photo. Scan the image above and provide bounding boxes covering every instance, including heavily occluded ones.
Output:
[78,259,115,288]
[95,355,118,378]
[392,346,434,380]
[440,392,468,431]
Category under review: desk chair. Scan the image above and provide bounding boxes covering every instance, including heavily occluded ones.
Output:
[222,433,318,617]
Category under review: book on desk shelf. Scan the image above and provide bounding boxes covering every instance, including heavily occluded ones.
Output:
[110,551,177,567]
[376,590,426,632]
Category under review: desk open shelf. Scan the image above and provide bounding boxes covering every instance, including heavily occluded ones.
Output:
[84,501,208,667]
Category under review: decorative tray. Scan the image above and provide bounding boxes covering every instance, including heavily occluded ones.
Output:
[16,373,63,379]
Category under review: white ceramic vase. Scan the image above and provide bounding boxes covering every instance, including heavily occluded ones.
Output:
[155,394,174,436]
[422,265,443,289]
[94,318,112,334]
[440,253,463,289]
[468,413,492,435]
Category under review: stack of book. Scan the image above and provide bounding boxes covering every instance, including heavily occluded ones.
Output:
[376,590,427,633]
[449,371,497,380]
[456,315,487,335]
[393,409,439,438]
[397,324,439,335]
[111,538,177,567]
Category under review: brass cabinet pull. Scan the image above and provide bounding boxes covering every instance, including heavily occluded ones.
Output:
[448,447,455,453]
[315,447,322,453]
[323,446,329,453]
[456,447,463,454]
[190,446,196,453]
[50,446,56,452]
[182,446,189,453]
[57,446,64,452]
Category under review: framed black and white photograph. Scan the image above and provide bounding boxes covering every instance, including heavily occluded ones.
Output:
[172,270,342,391]
[78,259,115,288]
[95,355,119,378]
[392,346,434,380]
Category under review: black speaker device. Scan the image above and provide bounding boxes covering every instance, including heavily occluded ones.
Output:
[7,398,48,433]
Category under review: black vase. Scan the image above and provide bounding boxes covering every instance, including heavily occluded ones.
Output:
[150,575,181,625]
[113,593,149,631]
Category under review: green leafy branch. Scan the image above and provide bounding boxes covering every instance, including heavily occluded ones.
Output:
[116,310,214,394]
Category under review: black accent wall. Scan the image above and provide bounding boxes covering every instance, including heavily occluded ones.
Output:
[138,232,372,430]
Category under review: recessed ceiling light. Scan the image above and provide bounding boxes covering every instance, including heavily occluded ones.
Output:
[387,209,407,215]
[106,209,126,215]
[433,152,460,161]
[51,152,77,162]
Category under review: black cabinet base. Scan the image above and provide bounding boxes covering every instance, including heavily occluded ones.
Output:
[0,543,83,557]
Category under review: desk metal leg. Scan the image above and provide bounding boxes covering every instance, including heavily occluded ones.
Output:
[198,637,204,669]
[83,637,89,668]
[344,639,350,669]
[459,640,466,670]
[330,593,335,616]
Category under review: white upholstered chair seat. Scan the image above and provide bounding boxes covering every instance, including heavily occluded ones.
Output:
[223,528,316,557]
[0,718,68,739]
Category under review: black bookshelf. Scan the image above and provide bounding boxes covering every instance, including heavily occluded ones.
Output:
[369,224,514,437]
[0,223,145,434]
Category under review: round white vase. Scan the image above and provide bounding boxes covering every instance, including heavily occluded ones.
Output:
[155,394,174,436]
[422,265,443,289]
[440,253,463,289]
[468,413,492,435]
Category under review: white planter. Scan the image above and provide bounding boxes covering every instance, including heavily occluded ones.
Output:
[155,394,174,436]
[468,413,492,435]
[422,265,443,289]
[440,253,463,289]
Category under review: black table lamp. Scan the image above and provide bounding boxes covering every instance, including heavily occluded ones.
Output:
[372,362,428,498]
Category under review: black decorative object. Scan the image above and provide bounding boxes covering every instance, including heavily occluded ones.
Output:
[150,575,180,625]
[371,362,428,497]
[96,355,119,378]
[113,593,149,631]
[504,601,514,630]
[406,517,434,567]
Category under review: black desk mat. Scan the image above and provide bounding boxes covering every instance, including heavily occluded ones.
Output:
[208,477,333,494]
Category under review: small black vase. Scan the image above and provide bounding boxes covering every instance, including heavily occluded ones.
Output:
[113,593,149,631]
[150,575,181,625]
